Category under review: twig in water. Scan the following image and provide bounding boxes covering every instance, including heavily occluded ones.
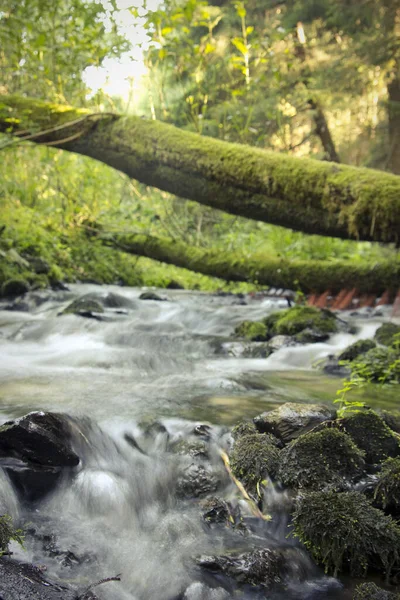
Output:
[77,574,122,599]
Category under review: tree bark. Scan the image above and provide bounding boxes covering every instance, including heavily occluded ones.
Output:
[388,73,400,175]
[307,99,341,164]
[1,94,400,243]
[108,232,400,294]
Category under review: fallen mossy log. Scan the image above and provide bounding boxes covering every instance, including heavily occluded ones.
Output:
[1,95,400,244]
[106,232,400,294]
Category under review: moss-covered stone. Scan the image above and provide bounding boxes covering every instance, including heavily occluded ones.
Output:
[230,433,280,493]
[292,491,400,577]
[62,296,104,316]
[1,277,29,298]
[381,410,400,434]
[352,582,399,600]
[277,428,365,490]
[338,339,377,362]
[264,306,338,336]
[373,458,400,514]
[339,411,400,464]
[234,320,269,341]
[231,420,257,440]
[375,323,400,347]
[347,346,400,383]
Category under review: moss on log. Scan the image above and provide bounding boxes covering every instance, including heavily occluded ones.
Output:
[109,232,400,294]
[1,95,400,243]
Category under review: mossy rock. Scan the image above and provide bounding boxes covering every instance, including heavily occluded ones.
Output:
[347,346,400,383]
[373,458,400,514]
[264,306,338,336]
[234,320,269,341]
[352,582,399,600]
[339,411,400,464]
[277,428,365,490]
[1,278,30,298]
[381,410,400,434]
[231,420,257,440]
[230,433,280,493]
[62,296,104,316]
[338,339,377,362]
[375,323,400,347]
[292,491,400,578]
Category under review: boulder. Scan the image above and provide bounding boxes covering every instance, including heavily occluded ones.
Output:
[264,306,338,336]
[339,411,400,464]
[1,278,30,298]
[294,328,330,344]
[253,402,336,444]
[292,491,400,578]
[375,323,400,347]
[234,320,269,341]
[62,296,104,318]
[139,291,167,301]
[267,335,296,351]
[380,410,400,434]
[338,339,377,362]
[230,433,280,493]
[277,428,365,491]
[200,496,243,529]
[322,355,351,377]
[0,412,79,468]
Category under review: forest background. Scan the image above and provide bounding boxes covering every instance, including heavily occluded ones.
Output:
[1,0,399,292]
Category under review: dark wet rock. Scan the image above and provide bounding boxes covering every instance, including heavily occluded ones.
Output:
[352,582,399,600]
[1,278,30,298]
[193,424,212,439]
[0,412,79,468]
[0,412,79,502]
[231,420,257,440]
[293,328,330,344]
[230,433,280,493]
[372,458,400,515]
[338,411,400,464]
[0,557,77,599]
[375,323,400,347]
[322,355,351,377]
[176,464,220,499]
[197,546,309,589]
[277,428,365,491]
[25,524,83,568]
[166,280,184,289]
[24,255,50,275]
[101,292,133,309]
[380,410,400,434]
[292,491,400,578]
[139,291,167,301]
[242,343,274,358]
[254,402,336,444]
[62,296,104,317]
[338,339,377,362]
[201,497,235,526]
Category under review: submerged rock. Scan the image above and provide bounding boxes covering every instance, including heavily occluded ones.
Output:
[339,411,400,464]
[200,496,244,530]
[230,433,280,493]
[293,328,330,344]
[277,428,365,491]
[176,464,220,499]
[197,546,309,590]
[338,339,377,362]
[62,296,104,318]
[254,402,336,444]
[267,335,296,351]
[139,291,167,301]
[375,323,400,347]
[292,491,400,578]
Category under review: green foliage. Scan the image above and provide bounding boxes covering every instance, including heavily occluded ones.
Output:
[352,582,399,600]
[230,433,280,493]
[338,339,377,362]
[292,491,400,578]
[277,428,365,490]
[0,515,24,555]
[375,324,400,347]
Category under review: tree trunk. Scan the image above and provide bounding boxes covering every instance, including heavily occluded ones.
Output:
[308,99,341,163]
[107,232,400,294]
[1,95,400,244]
[388,73,400,175]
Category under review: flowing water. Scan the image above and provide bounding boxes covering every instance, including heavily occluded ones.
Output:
[0,285,398,599]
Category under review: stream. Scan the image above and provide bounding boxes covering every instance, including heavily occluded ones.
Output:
[0,284,398,600]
